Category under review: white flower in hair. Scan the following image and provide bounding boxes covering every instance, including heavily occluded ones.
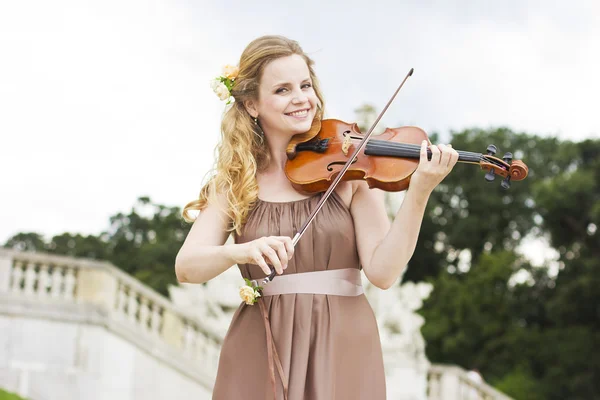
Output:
[213,81,230,101]
[210,64,238,105]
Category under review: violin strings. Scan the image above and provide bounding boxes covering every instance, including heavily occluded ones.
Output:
[328,137,507,163]
[365,140,484,161]
[325,137,508,169]
[355,139,482,156]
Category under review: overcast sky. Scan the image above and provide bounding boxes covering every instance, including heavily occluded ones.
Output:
[1,0,598,265]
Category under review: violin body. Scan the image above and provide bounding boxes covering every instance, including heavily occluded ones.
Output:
[285,118,529,193]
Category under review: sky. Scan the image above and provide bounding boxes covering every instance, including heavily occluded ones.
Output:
[1,0,598,266]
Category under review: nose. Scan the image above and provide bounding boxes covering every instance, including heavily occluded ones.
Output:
[291,87,308,104]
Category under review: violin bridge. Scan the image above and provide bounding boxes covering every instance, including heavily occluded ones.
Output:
[342,134,352,156]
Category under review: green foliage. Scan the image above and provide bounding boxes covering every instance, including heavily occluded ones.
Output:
[493,364,545,400]
[0,388,27,400]
[412,125,600,399]
[404,127,572,283]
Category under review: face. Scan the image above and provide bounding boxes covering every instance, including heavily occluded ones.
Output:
[247,54,319,137]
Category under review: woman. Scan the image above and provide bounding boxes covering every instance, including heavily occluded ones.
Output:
[176,35,458,400]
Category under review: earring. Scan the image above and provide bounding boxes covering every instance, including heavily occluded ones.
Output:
[253,116,264,143]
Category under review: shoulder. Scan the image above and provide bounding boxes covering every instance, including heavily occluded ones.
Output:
[349,180,386,212]
[333,180,385,210]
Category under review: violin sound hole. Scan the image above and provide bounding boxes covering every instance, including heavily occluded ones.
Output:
[343,130,363,140]
[327,158,357,171]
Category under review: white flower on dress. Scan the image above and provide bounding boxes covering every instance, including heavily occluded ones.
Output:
[239,279,262,305]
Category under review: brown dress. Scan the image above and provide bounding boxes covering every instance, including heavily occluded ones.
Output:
[212,191,386,400]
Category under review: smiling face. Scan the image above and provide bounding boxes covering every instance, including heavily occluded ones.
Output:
[245,54,319,137]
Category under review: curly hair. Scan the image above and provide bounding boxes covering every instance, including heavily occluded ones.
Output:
[182,35,325,234]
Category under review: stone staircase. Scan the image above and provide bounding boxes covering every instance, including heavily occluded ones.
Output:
[0,248,511,400]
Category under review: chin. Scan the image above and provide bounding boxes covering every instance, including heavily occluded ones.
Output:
[291,122,313,135]
[290,114,316,134]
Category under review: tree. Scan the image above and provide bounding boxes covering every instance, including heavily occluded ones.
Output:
[419,134,600,399]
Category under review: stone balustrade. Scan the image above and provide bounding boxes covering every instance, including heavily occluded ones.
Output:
[427,364,513,400]
[0,248,222,387]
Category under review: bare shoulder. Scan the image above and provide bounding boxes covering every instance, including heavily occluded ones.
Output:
[350,180,385,216]
[182,191,231,249]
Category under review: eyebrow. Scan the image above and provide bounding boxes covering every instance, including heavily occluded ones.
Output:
[271,78,312,88]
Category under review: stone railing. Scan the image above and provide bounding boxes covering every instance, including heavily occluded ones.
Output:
[427,364,513,400]
[0,248,222,388]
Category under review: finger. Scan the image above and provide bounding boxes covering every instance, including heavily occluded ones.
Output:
[438,144,451,166]
[268,239,289,270]
[261,244,283,274]
[253,250,271,275]
[273,236,295,260]
[449,147,459,167]
[429,144,441,164]
[419,140,429,163]
[283,237,295,260]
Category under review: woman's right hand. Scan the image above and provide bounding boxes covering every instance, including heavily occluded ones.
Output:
[232,236,294,275]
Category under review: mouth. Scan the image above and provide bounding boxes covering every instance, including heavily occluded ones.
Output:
[285,108,311,118]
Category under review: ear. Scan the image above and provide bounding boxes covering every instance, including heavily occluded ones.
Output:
[244,100,258,119]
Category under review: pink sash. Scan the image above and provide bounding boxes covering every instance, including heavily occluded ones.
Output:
[261,268,364,297]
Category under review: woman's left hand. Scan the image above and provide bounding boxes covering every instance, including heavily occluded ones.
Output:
[409,140,459,196]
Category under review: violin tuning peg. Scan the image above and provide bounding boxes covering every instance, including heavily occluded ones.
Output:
[485,168,496,182]
[503,152,513,164]
[487,144,497,156]
[501,176,511,189]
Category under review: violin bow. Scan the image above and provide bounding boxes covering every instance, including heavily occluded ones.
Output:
[261,68,415,285]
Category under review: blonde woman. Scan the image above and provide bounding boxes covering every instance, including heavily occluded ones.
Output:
[176,35,458,400]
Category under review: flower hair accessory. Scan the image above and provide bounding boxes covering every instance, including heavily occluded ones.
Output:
[210,64,239,105]
[239,278,263,305]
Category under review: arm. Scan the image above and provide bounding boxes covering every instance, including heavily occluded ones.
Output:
[175,191,294,284]
[174,192,236,284]
[351,141,458,289]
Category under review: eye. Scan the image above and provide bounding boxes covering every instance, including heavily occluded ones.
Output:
[275,87,288,94]
[302,83,312,89]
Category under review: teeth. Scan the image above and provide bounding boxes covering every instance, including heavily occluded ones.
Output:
[287,110,308,117]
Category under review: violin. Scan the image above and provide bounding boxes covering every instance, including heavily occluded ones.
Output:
[285,118,529,192]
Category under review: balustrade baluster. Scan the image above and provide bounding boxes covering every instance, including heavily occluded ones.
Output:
[10,261,23,292]
[150,304,162,336]
[139,297,150,331]
[63,268,76,300]
[127,289,138,323]
[51,266,63,298]
[23,261,36,295]
[37,264,49,297]
[116,283,127,317]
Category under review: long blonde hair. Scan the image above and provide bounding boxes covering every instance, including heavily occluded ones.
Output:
[182,35,325,234]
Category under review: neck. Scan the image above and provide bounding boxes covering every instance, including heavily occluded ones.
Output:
[263,130,292,172]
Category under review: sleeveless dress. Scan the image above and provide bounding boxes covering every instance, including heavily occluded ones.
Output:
[212,191,386,400]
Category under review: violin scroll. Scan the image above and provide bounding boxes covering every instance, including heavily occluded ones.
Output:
[479,143,529,189]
